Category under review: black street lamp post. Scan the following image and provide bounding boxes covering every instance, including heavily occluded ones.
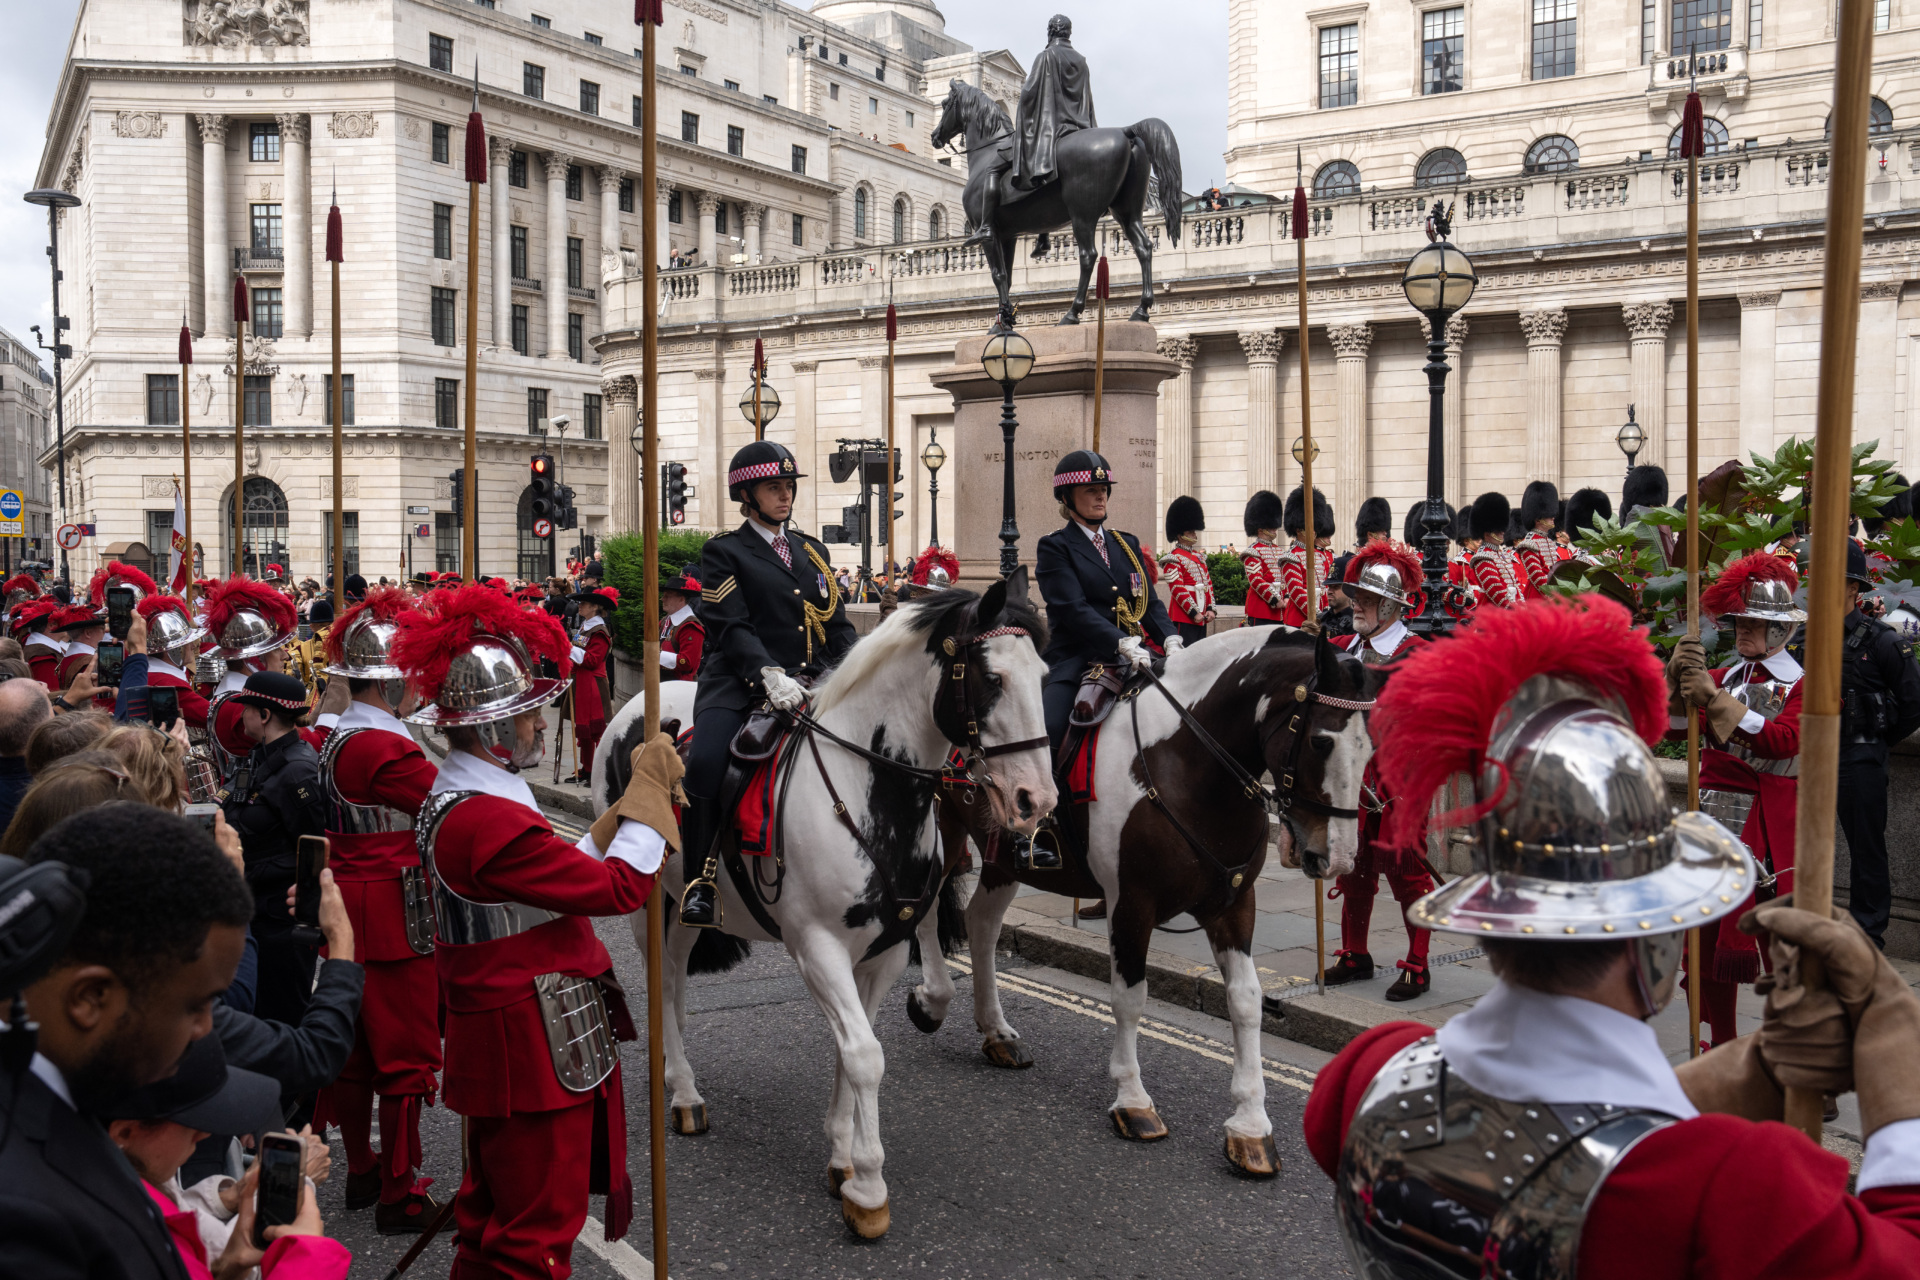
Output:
[921,434,946,547]
[981,330,1034,578]
[1616,405,1645,480]
[25,187,81,591]
[1400,203,1477,636]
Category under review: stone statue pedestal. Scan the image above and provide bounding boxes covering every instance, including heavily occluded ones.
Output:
[930,320,1176,589]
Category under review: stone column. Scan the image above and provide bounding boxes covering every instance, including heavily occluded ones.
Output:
[603,375,639,530]
[1156,335,1198,511]
[1444,315,1468,511]
[696,192,720,267]
[598,167,624,335]
[1519,309,1568,486]
[791,360,820,531]
[543,152,572,359]
[1328,322,1374,528]
[278,113,311,339]
[743,202,766,263]
[695,368,723,526]
[490,137,512,348]
[655,179,674,269]
[1239,329,1283,497]
[1623,302,1673,472]
[1859,281,1903,451]
[1739,291,1780,456]
[196,114,230,338]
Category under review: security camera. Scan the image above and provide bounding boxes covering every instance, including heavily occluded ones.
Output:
[550,414,571,428]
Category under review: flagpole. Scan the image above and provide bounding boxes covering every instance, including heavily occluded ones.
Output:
[233,277,248,577]
[1091,256,1108,453]
[328,189,345,615]
[1788,0,1877,1143]
[1293,153,1326,996]
[179,318,193,584]
[463,64,485,584]
[1681,75,1705,1061]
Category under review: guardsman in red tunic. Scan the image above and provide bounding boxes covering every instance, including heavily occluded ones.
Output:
[200,576,300,778]
[1325,541,1436,1001]
[1467,491,1528,609]
[1240,489,1287,627]
[1666,551,1804,1050]
[1514,479,1561,597]
[135,594,212,730]
[311,585,448,1235]
[392,583,667,1279]
[657,571,705,682]
[1279,486,1336,630]
[1306,594,1920,1279]
[1160,496,1214,646]
[52,602,105,691]
[15,599,64,690]
[566,584,617,782]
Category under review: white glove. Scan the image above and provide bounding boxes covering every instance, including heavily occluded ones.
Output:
[1117,636,1152,672]
[1163,635,1185,655]
[761,666,807,712]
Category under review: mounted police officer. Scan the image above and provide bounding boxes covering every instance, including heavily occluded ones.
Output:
[679,439,858,927]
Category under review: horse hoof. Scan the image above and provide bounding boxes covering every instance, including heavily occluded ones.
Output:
[1224,1132,1281,1178]
[1128,308,1150,323]
[981,1036,1034,1069]
[1110,1107,1170,1141]
[906,992,945,1034]
[671,1104,709,1136]
[827,1165,854,1199]
[1057,313,1081,326]
[841,1195,890,1239]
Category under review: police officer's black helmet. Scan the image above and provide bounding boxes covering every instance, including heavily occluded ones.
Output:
[1052,450,1115,502]
[1847,538,1874,587]
[727,440,805,504]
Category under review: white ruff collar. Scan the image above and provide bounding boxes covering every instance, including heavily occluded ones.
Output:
[338,700,421,746]
[430,746,543,819]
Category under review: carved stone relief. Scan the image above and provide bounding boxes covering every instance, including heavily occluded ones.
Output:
[113,112,167,139]
[184,0,310,50]
[328,112,378,140]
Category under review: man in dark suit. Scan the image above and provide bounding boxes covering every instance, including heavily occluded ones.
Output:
[678,440,857,926]
[1,804,255,1279]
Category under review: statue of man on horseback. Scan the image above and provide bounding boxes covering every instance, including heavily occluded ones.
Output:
[966,15,1097,250]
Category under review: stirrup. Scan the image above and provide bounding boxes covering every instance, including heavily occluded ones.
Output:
[1015,833,1060,872]
[679,858,722,929]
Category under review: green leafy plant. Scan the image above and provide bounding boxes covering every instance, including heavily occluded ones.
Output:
[600,529,713,656]
[1208,551,1247,606]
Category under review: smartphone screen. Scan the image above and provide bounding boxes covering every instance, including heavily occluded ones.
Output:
[183,802,220,831]
[106,586,135,640]
[147,684,179,729]
[95,641,124,688]
[252,1133,304,1247]
[294,835,328,931]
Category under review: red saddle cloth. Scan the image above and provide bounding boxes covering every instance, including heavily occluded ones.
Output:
[1062,727,1099,807]
[734,738,789,856]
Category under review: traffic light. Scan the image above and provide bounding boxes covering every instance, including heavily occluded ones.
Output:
[664,462,688,525]
[449,469,465,521]
[529,453,555,520]
[556,485,578,530]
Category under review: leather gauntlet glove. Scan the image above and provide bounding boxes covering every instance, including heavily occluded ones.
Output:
[1673,1034,1783,1122]
[588,730,685,860]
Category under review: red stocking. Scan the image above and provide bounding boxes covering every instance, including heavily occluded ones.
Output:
[325,1080,377,1176]
[378,1094,427,1202]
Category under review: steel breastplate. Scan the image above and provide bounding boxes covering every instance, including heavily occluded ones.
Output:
[205,690,242,778]
[417,790,561,945]
[1725,672,1798,777]
[319,728,419,834]
[1335,1037,1676,1280]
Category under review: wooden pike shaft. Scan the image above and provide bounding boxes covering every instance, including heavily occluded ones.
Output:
[331,257,344,614]
[1788,0,1877,1143]
[639,15,669,1277]
[885,339,895,588]
[463,176,481,582]
[1091,291,1106,454]
[234,312,245,576]
[1686,145,1703,1060]
[181,360,192,582]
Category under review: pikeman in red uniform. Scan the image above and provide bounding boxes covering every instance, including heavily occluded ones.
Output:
[657,570,705,682]
[565,583,617,782]
[2,573,41,626]
[136,594,212,730]
[1160,496,1214,646]
[52,602,106,691]
[15,598,64,690]
[1325,540,1437,1001]
[1306,594,1920,1278]
[391,583,668,1279]
[201,576,300,778]
[1514,480,1561,597]
[1467,491,1528,609]
[311,585,447,1234]
[1279,486,1336,630]
[1665,550,1805,1049]
[1240,489,1287,627]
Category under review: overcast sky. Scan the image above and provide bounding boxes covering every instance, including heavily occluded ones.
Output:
[0,1,1227,381]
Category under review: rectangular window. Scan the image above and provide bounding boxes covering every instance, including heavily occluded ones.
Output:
[838,52,848,65]
[1876,0,1891,30]
[868,97,879,114]
[668,191,682,223]
[566,237,583,288]
[243,375,272,426]
[1671,0,1732,54]
[435,512,460,575]
[618,178,634,212]
[322,373,355,425]
[727,125,744,156]
[435,377,458,430]
[681,111,699,143]
[724,79,740,91]
[431,287,457,346]
[510,227,529,279]
[527,387,549,432]
[146,374,179,426]
[433,203,454,259]
[633,95,643,128]
[1318,24,1358,108]
[511,304,530,354]
[792,212,804,246]
[582,392,603,439]
[429,33,454,72]
[324,511,360,578]
[568,313,584,361]
[432,121,450,163]
[531,13,550,27]
[764,94,778,105]
[250,204,283,254]
[251,288,283,339]
[249,122,280,162]
[715,203,728,234]
[147,512,173,568]
[565,165,583,200]
[580,80,599,115]
[829,82,840,101]
[1422,8,1464,94]
[906,109,915,129]
[681,64,697,76]
[1748,0,1762,48]
[509,149,528,187]
[474,0,493,8]
[523,63,545,99]
[792,144,807,173]
[1531,0,1577,80]
[584,32,602,45]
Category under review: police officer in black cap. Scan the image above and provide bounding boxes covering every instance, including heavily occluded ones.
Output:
[679,439,857,926]
[1835,539,1920,947]
[221,669,329,1025]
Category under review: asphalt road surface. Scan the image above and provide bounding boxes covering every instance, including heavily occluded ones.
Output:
[319,813,1353,1280]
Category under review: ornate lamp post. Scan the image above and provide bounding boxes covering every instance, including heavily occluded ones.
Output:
[25,187,81,590]
[737,373,781,434]
[1616,405,1645,481]
[1400,205,1478,634]
[1290,435,1321,468]
[981,329,1035,577]
[920,434,946,547]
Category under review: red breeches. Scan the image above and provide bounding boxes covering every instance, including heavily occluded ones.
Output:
[451,1100,597,1280]
[314,955,441,1202]
[1334,845,1435,969]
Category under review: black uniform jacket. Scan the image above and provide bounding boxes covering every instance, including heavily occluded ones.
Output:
[0,1068,191,1280]
[694,521,858,718]
[1036,522,1174,676]
[1840,608,1920,745]
[222,729,328,922]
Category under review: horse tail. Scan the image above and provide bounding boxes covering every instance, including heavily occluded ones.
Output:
[667,899,755,975]
[1131,117,1183,247]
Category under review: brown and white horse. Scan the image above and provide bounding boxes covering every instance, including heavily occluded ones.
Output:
[913,626,1381,1176]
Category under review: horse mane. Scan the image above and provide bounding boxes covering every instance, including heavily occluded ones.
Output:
[950,80,1011,138]
[810,587,1045,716]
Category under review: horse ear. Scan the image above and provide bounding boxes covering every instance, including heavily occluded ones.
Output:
[1315,631,1343,688]
[1003,564,1031,603]
[977,578,1008,631]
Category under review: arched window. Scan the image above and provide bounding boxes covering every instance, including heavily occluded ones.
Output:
[928,206,944,239]
[1524,134,1580,174]
[1825,98,1895,138]
[1414,147,1467,188]
[1667,116,1729,156]
[854,187,868,239]
[1313,160,1360,197]
[225,476,288,579]
[517,484,555,581]
[893,196,908,244]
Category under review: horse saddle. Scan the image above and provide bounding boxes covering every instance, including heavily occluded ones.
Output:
[1053,664,1142,808]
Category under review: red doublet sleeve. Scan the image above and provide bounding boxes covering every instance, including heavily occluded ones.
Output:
[449,807,654,918]
[336,731,437,812]
[1303,1021,1433,1178]
[148,672,210,730]
[214,696,252,760]
[675,621,705,679]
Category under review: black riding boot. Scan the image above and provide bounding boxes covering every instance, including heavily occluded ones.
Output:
[678,795,722,929]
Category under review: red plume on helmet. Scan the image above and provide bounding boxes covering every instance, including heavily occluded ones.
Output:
[390,582,573,704]
[89,560,158,606]
[324,585,415,667]
[1700,551,1798,621]
[50,604,103,633]
[1371,595,1669,850]
[11,598,58,634]
[2,574,40,601]
[137,593,192,623]
[201,575,297,642]
[910,545,959,586]
[1345,539,1426,606]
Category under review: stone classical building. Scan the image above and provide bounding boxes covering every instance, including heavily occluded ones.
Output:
[599,0,1920,565]
[0,331,55,569]
[30,0,1005,583]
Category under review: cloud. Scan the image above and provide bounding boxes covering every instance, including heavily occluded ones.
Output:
[1,2,83,371]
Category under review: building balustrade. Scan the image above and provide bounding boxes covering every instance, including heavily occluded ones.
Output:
[512,275,543,292]
[567,285,597,300]
[233,246,283,272]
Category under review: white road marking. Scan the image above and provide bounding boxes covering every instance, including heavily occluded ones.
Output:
[578,1216,660,1279]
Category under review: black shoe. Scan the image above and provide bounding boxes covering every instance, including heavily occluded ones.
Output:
[1322,953,1374,986]
[677,797,721,928]
[680,878,719,928]
[1077,900,1107,921]
[344,1168,381,1211]
[1384,964,1430,1002]
[375,1189,454,1236]
[1015,834,1061,871]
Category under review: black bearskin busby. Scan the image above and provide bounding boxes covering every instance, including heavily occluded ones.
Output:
[1403,501,1455,547]
[1283,486,1335,541]
[1566,487,1613,537]
[1470,491,1512,540]
[1622,465,1669,518]
[1165,495,1205,543]
[1520,481,1560,531]
[1243,489,1285,539]
[1355,496,1393,545]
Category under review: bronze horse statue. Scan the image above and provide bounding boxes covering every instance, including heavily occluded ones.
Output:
[931,79,1183,331]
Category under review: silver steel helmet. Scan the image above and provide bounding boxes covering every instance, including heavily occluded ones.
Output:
[1728,574,1806,624]
[927,564,951,589]
[1351,558,1411,608]
[214,605,293,660]
[402,630,566,728]
[146,607,208,665]
[324,610,406,680]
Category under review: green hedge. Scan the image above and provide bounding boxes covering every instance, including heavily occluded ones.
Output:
[1208,551,1247,606]
[600,529,714,656]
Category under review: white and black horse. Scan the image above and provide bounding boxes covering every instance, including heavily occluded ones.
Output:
[593,580,1053,1238]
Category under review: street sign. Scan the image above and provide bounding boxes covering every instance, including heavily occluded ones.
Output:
[533,517,553,539]
[407,505,431,515]
[415,524,432,538]
[56,524,83,550]
[0,490,22,537]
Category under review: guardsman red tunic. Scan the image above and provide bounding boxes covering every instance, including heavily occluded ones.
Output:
[145,656,211,731]
[570,616,613,763]
[1279,546,1334,629]
[658,606,704,682]
[1160,544,1214,629]
[1241,537,1286,625]
[1469,544,1528,609]
[1514,530,1557,598]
